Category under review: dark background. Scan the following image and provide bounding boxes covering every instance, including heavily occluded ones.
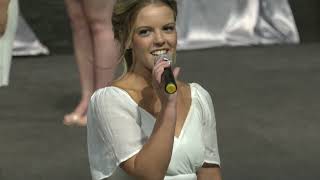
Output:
[19,0,320,54]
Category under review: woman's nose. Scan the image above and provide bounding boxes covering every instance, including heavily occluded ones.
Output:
[154,31,165,46]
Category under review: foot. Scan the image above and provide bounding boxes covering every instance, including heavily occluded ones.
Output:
[63,96,90,127]
[63,113,87,127]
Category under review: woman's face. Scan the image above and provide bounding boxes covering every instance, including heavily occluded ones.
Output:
[131,3,177,72]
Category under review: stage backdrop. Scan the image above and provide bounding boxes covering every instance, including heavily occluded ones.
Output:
[176,0,299,50]
[13,15,49,56]
[14,0,299,55]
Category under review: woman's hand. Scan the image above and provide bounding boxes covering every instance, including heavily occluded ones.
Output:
[152,59,180,104]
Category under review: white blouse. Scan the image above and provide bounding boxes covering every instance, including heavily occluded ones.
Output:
[87,83,220,180]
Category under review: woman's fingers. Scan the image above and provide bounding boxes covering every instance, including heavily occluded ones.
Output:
[172,67,180,80]
[153,60,170,83]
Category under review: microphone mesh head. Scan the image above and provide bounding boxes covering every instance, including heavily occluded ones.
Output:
[154,54,172,64]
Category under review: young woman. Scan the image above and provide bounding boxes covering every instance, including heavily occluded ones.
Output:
[87,0,222,179]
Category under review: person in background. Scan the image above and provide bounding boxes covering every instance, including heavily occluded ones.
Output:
[0,0,18,87]
[87,0,222,179]
[63,0,119,126]
[0,0,9,36]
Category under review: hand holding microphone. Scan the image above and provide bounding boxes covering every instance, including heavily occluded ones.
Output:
[155,54,178,94]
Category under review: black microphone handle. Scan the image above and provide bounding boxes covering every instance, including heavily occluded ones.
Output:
[162,67,177,94]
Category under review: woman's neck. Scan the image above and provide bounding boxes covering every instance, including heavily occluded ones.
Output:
[123,70,153,91]
[119,71,160,108]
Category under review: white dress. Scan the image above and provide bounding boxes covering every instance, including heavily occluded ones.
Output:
[87,83,220,180]
[0,0,18,87]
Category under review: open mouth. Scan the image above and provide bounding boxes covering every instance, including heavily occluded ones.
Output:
[151,49,168,56]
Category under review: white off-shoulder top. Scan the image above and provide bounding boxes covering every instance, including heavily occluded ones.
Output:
[87,83,220,180]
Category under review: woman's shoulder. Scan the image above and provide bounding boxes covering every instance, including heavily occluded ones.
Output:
[187,82,214,104]
[92,86,123,99]
[189,82,211,95]
[178,81,208,91]
[112,78,141,102]
[177,81,210,97]
[90,84,133,108]
[92,75,135,98]
[176,81,211,100]
[89,86,139,118]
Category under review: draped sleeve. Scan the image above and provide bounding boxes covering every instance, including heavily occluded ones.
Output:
[193,83,221,166]
[87,87,147,180]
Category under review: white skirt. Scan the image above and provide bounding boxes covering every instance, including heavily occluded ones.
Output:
[164,174,197,180]
[105,167,197,180]
[0,0,19,87]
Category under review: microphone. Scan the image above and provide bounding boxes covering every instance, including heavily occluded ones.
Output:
[155,54,177,94]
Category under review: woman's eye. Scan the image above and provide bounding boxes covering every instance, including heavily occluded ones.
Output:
[163,26,175,32]
[138,29,150,36]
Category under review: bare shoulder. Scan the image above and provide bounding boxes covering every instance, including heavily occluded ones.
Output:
[111,79,127,90]
[111,78,140,103]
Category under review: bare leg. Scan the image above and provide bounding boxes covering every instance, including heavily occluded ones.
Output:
[0,0,10,36]
[64,0,94,126]
[83,0,119,89]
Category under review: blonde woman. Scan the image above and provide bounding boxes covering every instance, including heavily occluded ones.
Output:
[87,0,222,179]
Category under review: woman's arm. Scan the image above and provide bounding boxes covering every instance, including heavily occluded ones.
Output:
[0,0,10,36]
[197,163,222,180]
[120,101,177,180]
[120,61,180,180]
[196,83,221,180]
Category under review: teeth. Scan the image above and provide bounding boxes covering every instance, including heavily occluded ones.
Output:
[152,50,167,56]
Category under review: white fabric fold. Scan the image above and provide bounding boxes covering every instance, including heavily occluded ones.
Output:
[176,0,299,50]
[13,15,49,56]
